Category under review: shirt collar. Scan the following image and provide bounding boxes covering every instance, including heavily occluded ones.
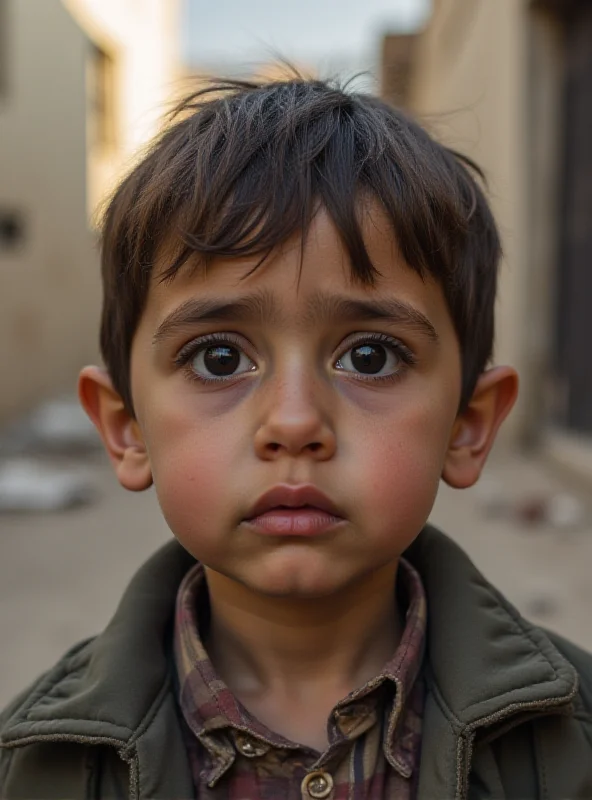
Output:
[174,556,427,775]
[382,558,427,777]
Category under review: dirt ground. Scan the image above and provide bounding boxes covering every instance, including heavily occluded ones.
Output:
[1,450,591,707]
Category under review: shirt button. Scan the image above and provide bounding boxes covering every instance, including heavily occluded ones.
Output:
[301,771,334,799]
[235,734,269,758]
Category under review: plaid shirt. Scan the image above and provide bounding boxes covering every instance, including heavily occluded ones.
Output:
[174,559,427,800]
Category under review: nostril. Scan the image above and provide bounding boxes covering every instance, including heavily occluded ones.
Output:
[261,440,327,455]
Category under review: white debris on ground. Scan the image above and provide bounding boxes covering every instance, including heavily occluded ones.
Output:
[0,397,100,456]
[473,475,587,531]
[431,452,592,654]
[0,459,96,512]
[0,396,101,512]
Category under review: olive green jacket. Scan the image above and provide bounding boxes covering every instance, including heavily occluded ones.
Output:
[1,526,592,799]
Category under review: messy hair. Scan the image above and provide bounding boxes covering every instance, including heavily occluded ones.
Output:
[100,76,501,414]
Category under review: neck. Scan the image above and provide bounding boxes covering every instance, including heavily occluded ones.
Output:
[203,561,402,700]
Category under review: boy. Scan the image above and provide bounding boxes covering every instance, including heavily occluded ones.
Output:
[1,77,591,799]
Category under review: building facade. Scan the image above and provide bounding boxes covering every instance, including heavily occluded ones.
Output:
[0,0,179,423]
[407,0,592,475]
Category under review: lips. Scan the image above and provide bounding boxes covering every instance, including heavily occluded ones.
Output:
[245,484,343,521]
[243,485,345,537]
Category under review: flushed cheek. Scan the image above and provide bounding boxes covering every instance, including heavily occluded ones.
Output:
[350,411,449,541]
[146,413,243,551]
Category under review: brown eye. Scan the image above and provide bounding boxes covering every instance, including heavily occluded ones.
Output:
[203,345,240,376]
[190,342,255,380]
[335,337,410,380]
[350,344,387,374]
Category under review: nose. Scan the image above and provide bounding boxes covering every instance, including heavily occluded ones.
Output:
[253,372,337,462]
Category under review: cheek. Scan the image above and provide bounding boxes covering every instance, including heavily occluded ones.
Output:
[141,401,244,546]
[350,395,453,534]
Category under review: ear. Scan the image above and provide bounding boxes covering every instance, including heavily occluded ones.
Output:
[78,366,153,492]
[442,366,519,489]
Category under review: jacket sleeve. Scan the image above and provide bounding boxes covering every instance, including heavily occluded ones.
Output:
[0,671,53,793]
[0,741,12,795]
[0,681,35,792]
[545,630,592,751]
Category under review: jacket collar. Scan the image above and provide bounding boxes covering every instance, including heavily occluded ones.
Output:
[405,525,578,729]
[0,539,194,748]
[1,526,578,748]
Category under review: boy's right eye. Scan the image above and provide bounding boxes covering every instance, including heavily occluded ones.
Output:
[191,343,256,380]
[174,334,257,383]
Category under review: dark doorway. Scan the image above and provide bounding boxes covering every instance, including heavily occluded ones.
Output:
[554,2,592,433]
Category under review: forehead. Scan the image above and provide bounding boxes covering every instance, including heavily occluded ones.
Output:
[143,205,454,337]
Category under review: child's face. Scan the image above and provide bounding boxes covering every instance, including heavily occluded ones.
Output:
[84,203,516,598]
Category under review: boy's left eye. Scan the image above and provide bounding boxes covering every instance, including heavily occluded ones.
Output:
[335,337,413,379]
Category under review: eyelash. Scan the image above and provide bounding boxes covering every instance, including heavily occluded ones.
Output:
[336,333,417,384]
[174,332,417,386]
[174,333,253,385]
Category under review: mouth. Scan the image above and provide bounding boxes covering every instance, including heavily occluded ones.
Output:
[243,485,345,537]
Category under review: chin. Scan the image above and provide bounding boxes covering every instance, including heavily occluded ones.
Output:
[235,557,358,599]
[246,580,343,599]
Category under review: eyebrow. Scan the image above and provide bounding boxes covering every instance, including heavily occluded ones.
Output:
[305,293,439,342]
[152,290,439,346]
[153,291,281,345]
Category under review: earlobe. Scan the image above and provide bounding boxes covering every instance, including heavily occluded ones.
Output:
[442,366,519,489]
[78,366,153,492]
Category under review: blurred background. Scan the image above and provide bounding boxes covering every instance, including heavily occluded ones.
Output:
[1,0,591,703]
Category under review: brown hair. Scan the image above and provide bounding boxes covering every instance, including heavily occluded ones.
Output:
[100,76,501,414]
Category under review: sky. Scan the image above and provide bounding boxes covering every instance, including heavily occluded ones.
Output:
[183,0,431,77]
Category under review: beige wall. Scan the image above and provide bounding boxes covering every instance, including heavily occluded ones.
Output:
[0,0,180,424]
[410,0,531,445]
[64,0,182,215]
[0,0,99,422]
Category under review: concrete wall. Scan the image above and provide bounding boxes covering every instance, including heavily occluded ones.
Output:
[67,0,180,156]
[409,0,531,445]
[0,0,180,424]
[0,0,99,422]
[64,0,182,215]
